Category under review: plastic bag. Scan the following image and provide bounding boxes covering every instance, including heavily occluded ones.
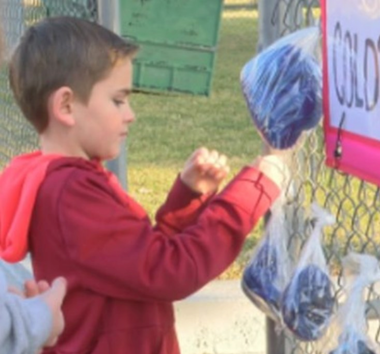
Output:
[242,195,291,323]
[326,253,380,354]
[240,26,322,150]
[281,203,335,341]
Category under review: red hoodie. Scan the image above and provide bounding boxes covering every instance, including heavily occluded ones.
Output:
[0,152,279,354]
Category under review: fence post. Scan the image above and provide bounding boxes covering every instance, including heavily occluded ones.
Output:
[258,1,311,353]
[97,0,128,190]
[257,0,283,52]
[257,0,290,353]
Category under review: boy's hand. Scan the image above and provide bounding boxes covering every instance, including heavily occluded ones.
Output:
[251,154,290,190]
[180,147,230,194]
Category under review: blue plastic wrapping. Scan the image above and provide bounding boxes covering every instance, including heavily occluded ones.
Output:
[324,253,380,354]
[242,197,291,323]
[281,203,335,341]
[240,27,322,149]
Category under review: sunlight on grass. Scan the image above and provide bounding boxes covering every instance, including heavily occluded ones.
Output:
[223,9,259,19]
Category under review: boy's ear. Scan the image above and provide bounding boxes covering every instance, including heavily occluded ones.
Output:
[47,87,76,127]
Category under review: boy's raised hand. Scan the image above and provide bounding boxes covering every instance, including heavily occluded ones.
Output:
[180,147,230,195]
[251,154,290,190]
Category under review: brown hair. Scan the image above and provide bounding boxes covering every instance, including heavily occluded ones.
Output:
[9,16,138,133]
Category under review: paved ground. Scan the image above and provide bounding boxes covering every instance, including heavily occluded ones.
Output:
[175,280,266,354]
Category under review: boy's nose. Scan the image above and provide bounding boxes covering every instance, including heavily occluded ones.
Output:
[124,106,136,124]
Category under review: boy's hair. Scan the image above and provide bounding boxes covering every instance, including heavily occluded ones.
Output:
[9,16,138,133]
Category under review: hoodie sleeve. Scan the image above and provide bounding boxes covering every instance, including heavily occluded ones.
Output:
[0,271,52,354]
[154,174,216,236]
[52,165,279,302]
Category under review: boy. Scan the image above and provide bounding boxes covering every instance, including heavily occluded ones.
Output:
[1,17,288,354]
[0,24,67,354]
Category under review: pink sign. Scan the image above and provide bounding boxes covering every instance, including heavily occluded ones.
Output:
[322,0,380,186]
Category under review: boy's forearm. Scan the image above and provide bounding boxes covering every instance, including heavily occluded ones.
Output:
[155,174,215,235]
[217,165,280,221]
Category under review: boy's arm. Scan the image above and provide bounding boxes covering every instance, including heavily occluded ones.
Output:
[155,147,228,235]
[54,162,280,302]
[0,272,52,354]
[154,175,215,235]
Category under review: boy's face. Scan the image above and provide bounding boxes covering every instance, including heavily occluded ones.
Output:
[73,58,135,161]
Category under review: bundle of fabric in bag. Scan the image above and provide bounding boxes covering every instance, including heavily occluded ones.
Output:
[325,253,380,354]
[242,197,291,323]
[282,263,334,340]
[242,241,282,319]
[281,203,335,341]
[240,26,322,149]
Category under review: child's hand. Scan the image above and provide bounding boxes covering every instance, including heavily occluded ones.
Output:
[38,277,67,348]
[180,147,230,194]
[251,154,290,190]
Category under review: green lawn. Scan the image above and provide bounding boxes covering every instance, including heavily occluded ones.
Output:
[127,14,263,279]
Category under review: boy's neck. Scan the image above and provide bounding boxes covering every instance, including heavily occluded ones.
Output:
[39,134,89,160]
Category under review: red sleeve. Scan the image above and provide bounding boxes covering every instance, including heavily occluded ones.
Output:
[58,166,280,302]
[154,174,215,235]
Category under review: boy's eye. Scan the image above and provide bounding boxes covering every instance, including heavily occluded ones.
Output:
[113,99,125,106]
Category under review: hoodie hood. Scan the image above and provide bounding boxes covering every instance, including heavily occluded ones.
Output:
[0,151,61,263]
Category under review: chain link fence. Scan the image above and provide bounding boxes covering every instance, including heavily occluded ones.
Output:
[0,0,98,171]
[255,0,380,353]
[0,1,380,354]
[220,0,380,352]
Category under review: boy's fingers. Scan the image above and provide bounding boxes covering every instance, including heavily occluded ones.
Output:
[192,147,209,162]
[215,154,228,168]
[205,165,229,179]
[196,147,209,156]
[207,150,219,164]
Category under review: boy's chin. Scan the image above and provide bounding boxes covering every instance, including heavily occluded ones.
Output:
[103,151,121,162]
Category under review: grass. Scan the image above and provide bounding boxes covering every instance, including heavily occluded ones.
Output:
[127,14,263,279]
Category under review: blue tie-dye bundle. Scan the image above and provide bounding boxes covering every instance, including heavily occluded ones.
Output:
[281,264,334,341]
[280,204,335,341]
[242,241,282,321]
[240,27,322,149]
[241,199,291,323]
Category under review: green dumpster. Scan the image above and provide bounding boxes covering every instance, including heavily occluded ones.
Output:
[120,0,224,96]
